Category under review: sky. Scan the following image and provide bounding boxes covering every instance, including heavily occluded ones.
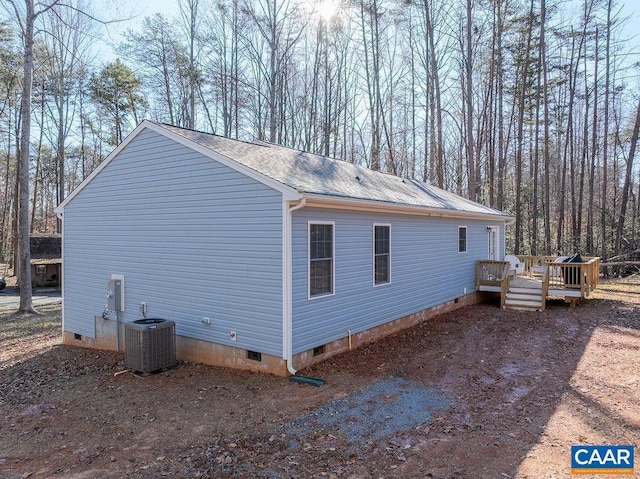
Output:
[100,0,640,59]
[97,0,178,53]
[88,0,640,90]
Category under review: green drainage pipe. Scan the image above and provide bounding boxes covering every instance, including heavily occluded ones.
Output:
[289,374,326,387]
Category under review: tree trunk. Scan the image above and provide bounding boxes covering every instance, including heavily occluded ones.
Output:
[587,26,599,255]
[360,0,380,171]
[614,98,640,254]
[17,0,37,313]
[514,0,535,255]
[577,28,591,252]
[557,30,578,252]
[464,0,475,201]
[56,94,65,233]
[541,0,551,255]
[31,81,46,234]
[1,104,14,263]
[531,0,546,256]
[268,0,277,143]
[600,0,612,258]
[496,0,505,212]
[430,2,443,188]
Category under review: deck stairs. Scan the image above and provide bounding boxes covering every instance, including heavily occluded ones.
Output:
[503,281,543,311]
[477,257,601,312]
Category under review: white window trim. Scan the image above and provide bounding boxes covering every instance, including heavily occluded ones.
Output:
[373,223,391,287]
[308,220,335,300]
[458,225,468,254]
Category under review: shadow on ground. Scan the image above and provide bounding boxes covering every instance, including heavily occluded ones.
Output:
[1,292,639,478]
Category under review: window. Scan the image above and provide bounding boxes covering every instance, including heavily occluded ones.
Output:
[309,222,334,297]
[458,226,467,253]
[374,224,390,285]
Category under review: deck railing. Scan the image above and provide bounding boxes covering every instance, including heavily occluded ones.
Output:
[517,255,558,275]
[476,260,511,308]
[518,255,600,283]
[541,257,600,297]
[478,256,601,308]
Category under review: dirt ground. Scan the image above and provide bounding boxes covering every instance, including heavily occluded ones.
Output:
[1,278,639,479]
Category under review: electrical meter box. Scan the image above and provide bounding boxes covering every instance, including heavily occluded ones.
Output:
[106,275,125,312]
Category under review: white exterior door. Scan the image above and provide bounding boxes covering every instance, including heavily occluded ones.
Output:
[487,227,498,260]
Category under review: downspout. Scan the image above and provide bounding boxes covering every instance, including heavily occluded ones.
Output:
[284,197,306,375]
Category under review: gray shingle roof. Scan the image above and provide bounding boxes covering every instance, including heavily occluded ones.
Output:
[156,122,509,218]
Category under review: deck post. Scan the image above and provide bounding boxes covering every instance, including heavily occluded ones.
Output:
[541,265,549,311]
[500,267,509,309]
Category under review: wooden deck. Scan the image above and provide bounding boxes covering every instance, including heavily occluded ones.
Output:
[477,256,600,310]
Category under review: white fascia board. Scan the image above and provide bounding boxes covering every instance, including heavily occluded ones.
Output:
[301,193,513,223]
[144,122,300,201]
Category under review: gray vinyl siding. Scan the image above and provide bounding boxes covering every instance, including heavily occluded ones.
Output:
[62,129,284,356]
[291,208,505,353]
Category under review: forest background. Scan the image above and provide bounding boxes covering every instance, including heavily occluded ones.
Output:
[1,0,639,271]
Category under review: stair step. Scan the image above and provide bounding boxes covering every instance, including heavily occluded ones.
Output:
[509,287,542,294]
[504,304,543,311]
[504,298,542,308]
[506,292,542,301]
[503,282,545,311]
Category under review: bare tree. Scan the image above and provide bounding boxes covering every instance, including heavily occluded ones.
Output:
[119,14,182,125]
[600,0,612,258]
[39,1,94,232]
[2,0,639,265]
[5,0,63,313]
[513,0,535,254]
[614,98,640,254]
[201,0,244,138]
[541,4,551,255]
[357,0,383,171]
[0,22,21,264]
[178,0,200,129]
[586,25,599,254]
[244,0,305,143]
[463,0,475,200]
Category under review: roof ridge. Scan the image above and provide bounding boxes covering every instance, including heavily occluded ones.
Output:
[154,121,412,182]
[253,141,435,183]
[151,121,271,150]
[146,121,509,219]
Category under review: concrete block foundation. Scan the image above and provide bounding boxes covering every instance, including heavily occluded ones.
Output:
[63,292,482,377]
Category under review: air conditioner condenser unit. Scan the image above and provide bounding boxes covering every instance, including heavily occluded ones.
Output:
[124,319,176,373]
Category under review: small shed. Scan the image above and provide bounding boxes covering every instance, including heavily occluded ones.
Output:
[30,235,61,290]
[55,121,511,376]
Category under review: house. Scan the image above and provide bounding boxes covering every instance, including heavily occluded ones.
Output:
[55,120,511,376]
[30,235,61,290]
